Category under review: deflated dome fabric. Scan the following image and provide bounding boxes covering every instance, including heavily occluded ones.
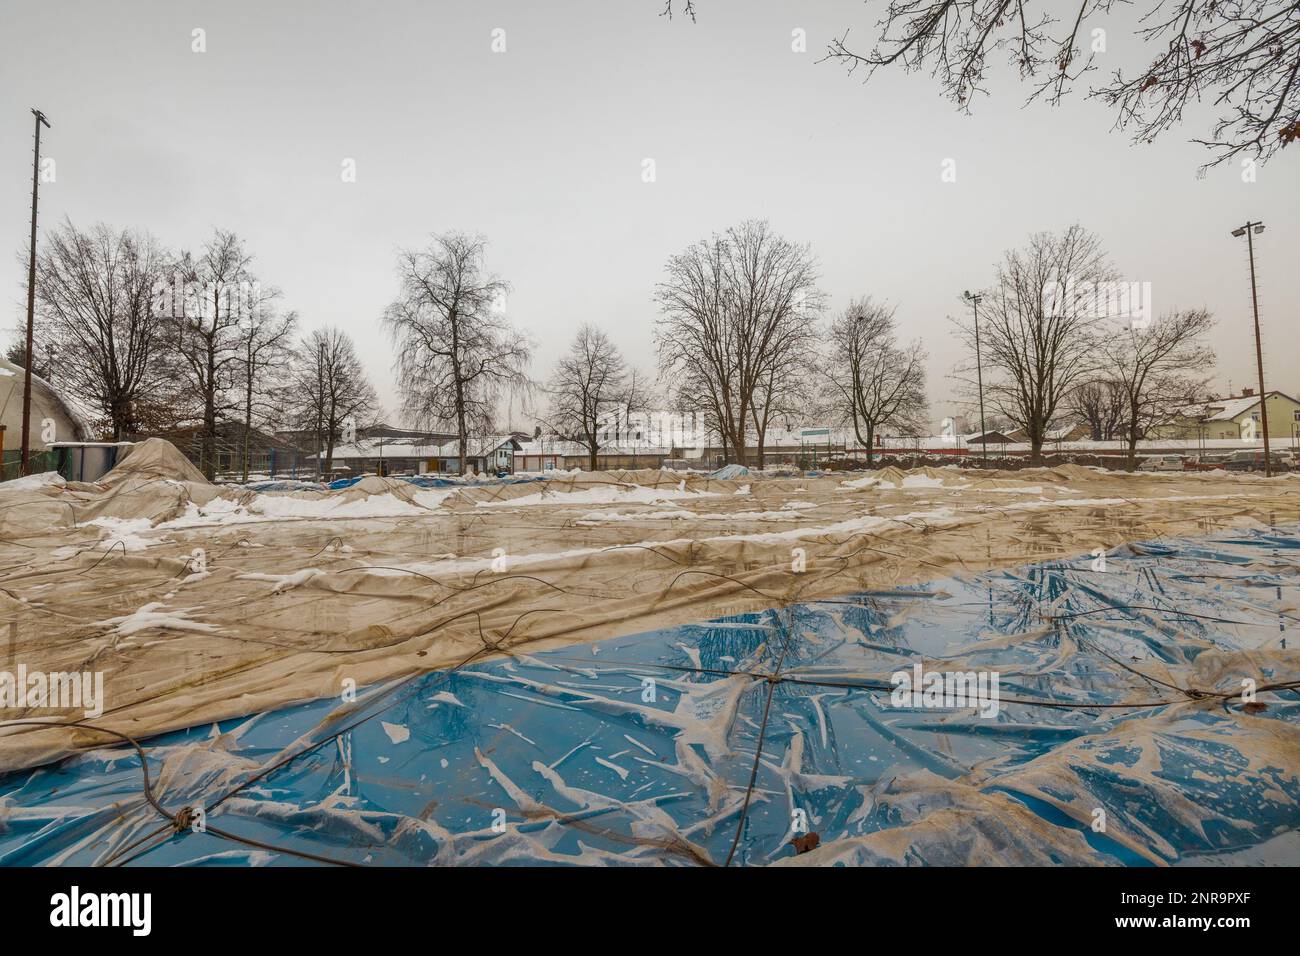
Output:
[98,437,209,485]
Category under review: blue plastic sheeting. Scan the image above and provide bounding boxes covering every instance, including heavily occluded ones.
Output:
[241,480,326,492]
[400,474,547,489]
[710,464,751,480]
[1,526,1296,866]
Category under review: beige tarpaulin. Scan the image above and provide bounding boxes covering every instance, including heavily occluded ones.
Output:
[2,438,1298,773]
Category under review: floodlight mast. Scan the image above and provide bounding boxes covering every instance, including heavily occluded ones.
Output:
[964,290,988,464]
[20,108,52,477]
[1230,221,1271,477]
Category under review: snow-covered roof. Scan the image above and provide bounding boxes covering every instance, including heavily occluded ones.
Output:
[326,435,517,460]
[1202,395,1259,421]
[0,356,95,446]
[872,436,1280,452]
[516,439,673,457]
[1168,391,1297,423]
[48,441,134,448]
[516,439,589,457]
[756,426,848,446]
[1045,424,1087,440]
[599,444,673,455]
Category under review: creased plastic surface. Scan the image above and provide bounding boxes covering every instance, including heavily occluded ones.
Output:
[1,526,1296,866]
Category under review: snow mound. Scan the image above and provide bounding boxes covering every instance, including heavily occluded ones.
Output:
[0,471,66,492]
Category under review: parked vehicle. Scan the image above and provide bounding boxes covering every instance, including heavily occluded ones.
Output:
[1184,454,1228,471]
[1224,450,1292,472]
[1138,455,1185,472]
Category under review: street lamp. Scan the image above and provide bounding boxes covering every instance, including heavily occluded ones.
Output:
[963,290,988,465]
[1230,221,1271,476]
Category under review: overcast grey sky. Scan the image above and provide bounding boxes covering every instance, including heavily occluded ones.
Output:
[2,0,1296,431]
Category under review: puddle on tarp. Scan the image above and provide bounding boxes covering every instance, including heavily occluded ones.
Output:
[1,526,1297,866]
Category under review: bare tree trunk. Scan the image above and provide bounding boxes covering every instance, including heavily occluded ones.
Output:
[1125,412,1141,470]
[729,407,747,467]
[201,293,220,481]
[324,396,337,474]
[242,376,253,483]
[456,394,468,475]
[203,390,217,478]
[111,397,131,441]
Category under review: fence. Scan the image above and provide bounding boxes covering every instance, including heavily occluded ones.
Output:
[153,433,317,482]
[0,450,59,483]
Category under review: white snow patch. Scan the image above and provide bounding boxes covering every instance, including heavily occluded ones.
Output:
[380,721,410,744]
[594,756,630,780]
[85,517,158,552]
[156,488,451,529]
[0,471,65,491]
[98,602,219,636]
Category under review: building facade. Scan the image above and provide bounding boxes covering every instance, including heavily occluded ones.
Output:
[1150,390,1300,442]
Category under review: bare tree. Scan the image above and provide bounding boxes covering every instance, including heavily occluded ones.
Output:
[668,363,728,462]
[660,0,697,20]
[1066,378,1128,440]
[287,327,380,475]
[32,219,169,439]
[614,366,658,442]
[750,320,823,469]
[803,1,1300,170]
[236,303,298,481]
[964,225,1108,464]
[383,232,532,475]
[162,230,268,478]
[547,324,628,471]
[824,298,928,464]
[1099,309,1217,468]
[4,338,52,381]
[655,220,823,467]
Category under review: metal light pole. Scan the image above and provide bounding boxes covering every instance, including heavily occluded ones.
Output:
[1230,221,1271,477]
[964,291,988,465]
[20,109,51,477]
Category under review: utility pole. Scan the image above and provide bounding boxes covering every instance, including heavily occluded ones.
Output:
[20,109,51,477]
[964,291,988,465]
[1230,222,1271,477]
